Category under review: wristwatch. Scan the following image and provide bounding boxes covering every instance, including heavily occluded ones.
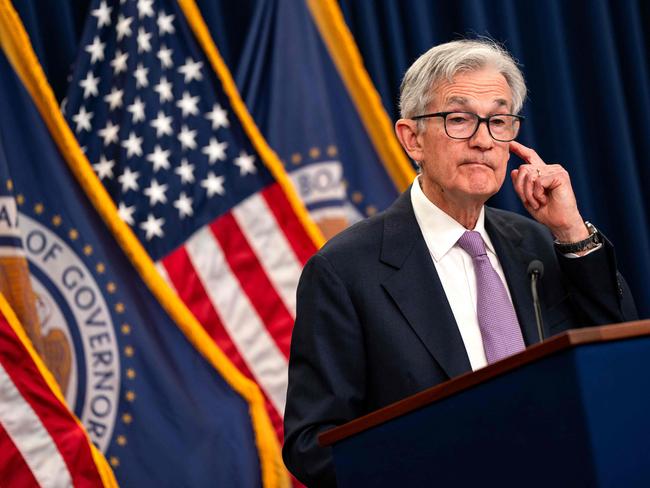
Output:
[554,221,602,254]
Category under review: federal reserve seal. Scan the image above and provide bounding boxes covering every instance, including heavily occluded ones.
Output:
[21,213,121,453]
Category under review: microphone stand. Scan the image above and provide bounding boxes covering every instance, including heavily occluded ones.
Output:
[527,260,545,343]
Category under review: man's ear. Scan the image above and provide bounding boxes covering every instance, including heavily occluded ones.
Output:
[395,119,424,162]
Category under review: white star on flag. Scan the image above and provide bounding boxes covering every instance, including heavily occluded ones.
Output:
[127,97,146,123]
[178,125,197,150]
[91,1,112,28]
[178,58,203,83]
[146,145,171,172]
[115,14,132,40]
[110,49,129,75]
[176,91,199,117]
[173,192,193,219]
[79,72,100,98]
[121,132,143,158]
[201,171,225,197]
[93,155,115,180]
[205,104,229,130]
[137,27,152,53]
[175,159,195,184]
[157,12,175,35]
[134,63,149,88]
[137,0,155,19]
[139,213,164,240]
[150,111,173,137]
[143,179,168,206]
[72,106,93,132]
[98,120,120,145]
[202,137,228,164]
[158,45,173,69]
[234,151,257,175]
[104,87,124,110]
[118,166,140,192]
[154,77,173,103]
[117,201,135,225]
[85,36,106,64]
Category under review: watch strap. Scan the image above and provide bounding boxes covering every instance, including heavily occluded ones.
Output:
[554,221,602,254]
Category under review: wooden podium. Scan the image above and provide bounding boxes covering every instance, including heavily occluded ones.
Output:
[319,321,650,487]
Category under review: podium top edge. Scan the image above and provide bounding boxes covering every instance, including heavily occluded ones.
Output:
[319,320,650,447]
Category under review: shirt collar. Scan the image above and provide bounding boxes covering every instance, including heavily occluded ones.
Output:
[410,175,496,261]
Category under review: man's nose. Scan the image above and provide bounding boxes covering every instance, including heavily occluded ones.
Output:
[469,121,494,149]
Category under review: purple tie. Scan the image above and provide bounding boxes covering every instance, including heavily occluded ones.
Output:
[457,231,525,363]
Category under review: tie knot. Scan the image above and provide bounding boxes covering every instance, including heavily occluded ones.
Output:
[458,230,487,258]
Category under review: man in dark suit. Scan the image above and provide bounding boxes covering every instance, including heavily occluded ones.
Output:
[283,39,637,487]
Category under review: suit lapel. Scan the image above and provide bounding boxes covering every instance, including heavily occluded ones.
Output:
[485,208,542,346]
[379,191,472,378]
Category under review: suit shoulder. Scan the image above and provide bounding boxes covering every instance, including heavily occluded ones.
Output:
[313,212,385,265]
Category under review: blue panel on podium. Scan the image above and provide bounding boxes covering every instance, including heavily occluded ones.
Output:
[331,336,650,487]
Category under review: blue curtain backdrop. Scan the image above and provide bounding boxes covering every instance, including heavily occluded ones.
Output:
[14,0,650,317]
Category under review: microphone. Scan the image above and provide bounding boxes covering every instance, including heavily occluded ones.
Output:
[527,260,545,343]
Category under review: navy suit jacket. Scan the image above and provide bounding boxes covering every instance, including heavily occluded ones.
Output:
[283,189,637,487]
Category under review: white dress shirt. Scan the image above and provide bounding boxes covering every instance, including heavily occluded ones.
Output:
[410,176,517,371]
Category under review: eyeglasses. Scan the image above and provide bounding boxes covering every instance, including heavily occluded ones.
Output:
[411,111,524,142]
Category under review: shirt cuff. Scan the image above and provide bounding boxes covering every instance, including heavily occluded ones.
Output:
[562,243,603,258]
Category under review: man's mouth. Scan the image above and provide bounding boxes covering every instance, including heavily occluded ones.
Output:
[461,160,493,169]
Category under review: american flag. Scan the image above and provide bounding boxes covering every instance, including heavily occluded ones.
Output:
[0,294,114,487]
[63,0,317,442]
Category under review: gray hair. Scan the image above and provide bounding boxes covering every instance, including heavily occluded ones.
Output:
[399,39,527,120]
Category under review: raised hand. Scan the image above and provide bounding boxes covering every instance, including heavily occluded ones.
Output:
[509,141,589,243]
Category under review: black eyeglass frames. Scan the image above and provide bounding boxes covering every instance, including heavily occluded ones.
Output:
[411,111,524,142]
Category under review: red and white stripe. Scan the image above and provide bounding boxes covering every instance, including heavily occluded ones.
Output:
[0,363,72,487]
[0,308,107,487]
[159,183,316,440]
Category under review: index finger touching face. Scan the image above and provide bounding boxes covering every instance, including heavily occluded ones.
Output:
[509,140,544,166]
